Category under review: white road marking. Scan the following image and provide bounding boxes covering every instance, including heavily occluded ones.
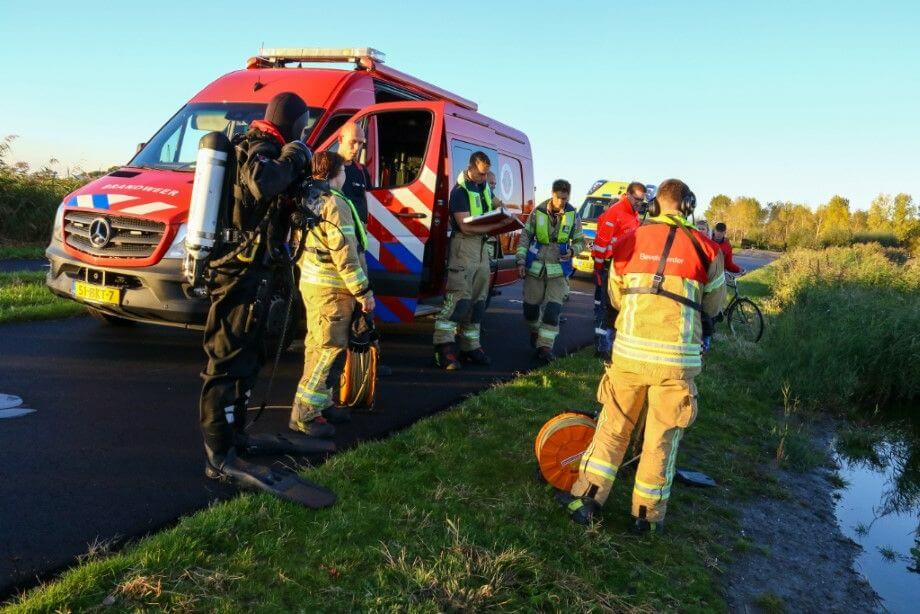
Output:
[0,393,23,410]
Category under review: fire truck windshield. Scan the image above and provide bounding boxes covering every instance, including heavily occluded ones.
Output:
[129,102,324,171]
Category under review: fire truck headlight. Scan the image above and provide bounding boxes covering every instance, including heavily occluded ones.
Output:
[164,223,188,259]
[52,204,65,241]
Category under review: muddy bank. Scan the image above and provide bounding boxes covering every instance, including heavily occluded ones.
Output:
[724,423,881,612]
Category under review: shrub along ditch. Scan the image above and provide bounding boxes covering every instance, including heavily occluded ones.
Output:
[763,244,920,411]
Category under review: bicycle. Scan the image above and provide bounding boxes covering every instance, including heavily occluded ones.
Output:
[718,272,764,342]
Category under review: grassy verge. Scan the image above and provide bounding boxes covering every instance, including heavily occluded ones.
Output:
[0,271,84,324]
[0,244,45,260]
[8,329,797,611]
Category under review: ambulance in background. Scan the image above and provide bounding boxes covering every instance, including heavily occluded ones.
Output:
[45,48,534,333]
[571,179,656,275]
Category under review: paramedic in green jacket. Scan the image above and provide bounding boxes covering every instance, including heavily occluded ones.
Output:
[516,179,585,363]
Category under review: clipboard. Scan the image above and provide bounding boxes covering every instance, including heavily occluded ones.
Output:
[462,208,524,236]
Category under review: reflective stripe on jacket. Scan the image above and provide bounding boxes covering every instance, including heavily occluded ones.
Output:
[515,201,585,278]
[330,188,368,252]
[298,192,371,297]
[609,214,725,379]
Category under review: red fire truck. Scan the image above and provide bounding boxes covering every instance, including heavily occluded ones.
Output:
[46,47,534,329]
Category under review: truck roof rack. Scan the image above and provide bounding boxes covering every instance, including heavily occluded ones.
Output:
[246,47,478,112]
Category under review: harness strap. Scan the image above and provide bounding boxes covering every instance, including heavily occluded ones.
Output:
[651,225,678,292]
[621,286,705,312]
[621,224,705,312]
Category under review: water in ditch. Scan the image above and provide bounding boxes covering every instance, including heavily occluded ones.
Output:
[833,407,919,613]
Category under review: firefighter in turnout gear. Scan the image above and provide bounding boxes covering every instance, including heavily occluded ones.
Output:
[291,151,374,436]
[200,92,337,509]
[432,151,507,370]
[558,179,725,532]
[516,179,584,363]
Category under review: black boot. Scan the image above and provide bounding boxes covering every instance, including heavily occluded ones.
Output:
[434,343,462,370]
[460,347,491,366]
[205,446,336,509]
[555,491,600,525]
[322,405,351,424]
[536,347,556,364]
[631,517,665,535]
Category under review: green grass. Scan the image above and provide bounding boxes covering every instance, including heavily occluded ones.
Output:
[737,264,775,299]
[0,244,45,260]
[8,335,792,612]
[0,271,84,324]
[753,592,786,613]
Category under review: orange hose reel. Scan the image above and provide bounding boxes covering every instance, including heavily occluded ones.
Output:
[534,412,597,491]
[337,346,378,409]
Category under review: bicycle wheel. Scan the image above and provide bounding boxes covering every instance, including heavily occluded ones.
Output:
[727,297,764,342]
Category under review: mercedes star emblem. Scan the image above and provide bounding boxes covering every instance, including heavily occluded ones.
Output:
[89,217,112,248]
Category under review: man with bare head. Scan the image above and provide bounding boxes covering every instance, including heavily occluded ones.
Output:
[432,151,507,370]
[338,122,371,226]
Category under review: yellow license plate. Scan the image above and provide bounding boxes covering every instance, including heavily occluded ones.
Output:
[73,281,121,305]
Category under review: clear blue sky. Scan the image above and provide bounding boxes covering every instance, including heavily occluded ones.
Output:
[1,0,917,210]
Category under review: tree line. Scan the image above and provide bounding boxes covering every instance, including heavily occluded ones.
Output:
[0,135,114,243]
[703,192,920,254]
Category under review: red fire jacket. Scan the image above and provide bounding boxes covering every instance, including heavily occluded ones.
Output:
[592,194,640,273]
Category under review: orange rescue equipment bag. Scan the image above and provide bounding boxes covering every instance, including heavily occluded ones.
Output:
[534,412,597,491]
[336,345,378,409]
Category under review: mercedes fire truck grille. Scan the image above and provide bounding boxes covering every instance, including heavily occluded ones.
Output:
[64,210,166,258]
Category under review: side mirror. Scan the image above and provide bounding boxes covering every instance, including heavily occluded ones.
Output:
[136,142,146,154]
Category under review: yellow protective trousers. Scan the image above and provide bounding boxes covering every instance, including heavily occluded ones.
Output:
[433,234,491,351]
[522,272,568,350]
[292,286,355,422]
[570,364,698,522]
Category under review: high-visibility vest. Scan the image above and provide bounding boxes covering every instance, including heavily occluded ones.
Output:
[457,172,493,218]
[330,188,368,252]
[534,208,575,245]
[525,207,576,278]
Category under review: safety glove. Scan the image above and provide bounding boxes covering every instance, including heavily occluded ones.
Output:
[348,309,375,353]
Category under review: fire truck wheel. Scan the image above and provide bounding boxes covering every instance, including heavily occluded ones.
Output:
[87,307,136,326]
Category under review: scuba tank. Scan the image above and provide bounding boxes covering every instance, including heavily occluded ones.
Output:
[184,131,233,287]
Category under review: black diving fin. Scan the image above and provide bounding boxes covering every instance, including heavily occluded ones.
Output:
[238,432,336,456]
[206,449,336,509]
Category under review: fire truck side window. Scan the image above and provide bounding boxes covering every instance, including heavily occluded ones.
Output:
[373,111,433,189]
[314,113,354,148]
[450,141,499,186]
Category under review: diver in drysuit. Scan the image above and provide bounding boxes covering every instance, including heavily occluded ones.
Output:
[198,92,335,509]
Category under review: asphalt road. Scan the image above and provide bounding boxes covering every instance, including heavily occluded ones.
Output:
[0,250,776,597]
[0,277,598,596]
